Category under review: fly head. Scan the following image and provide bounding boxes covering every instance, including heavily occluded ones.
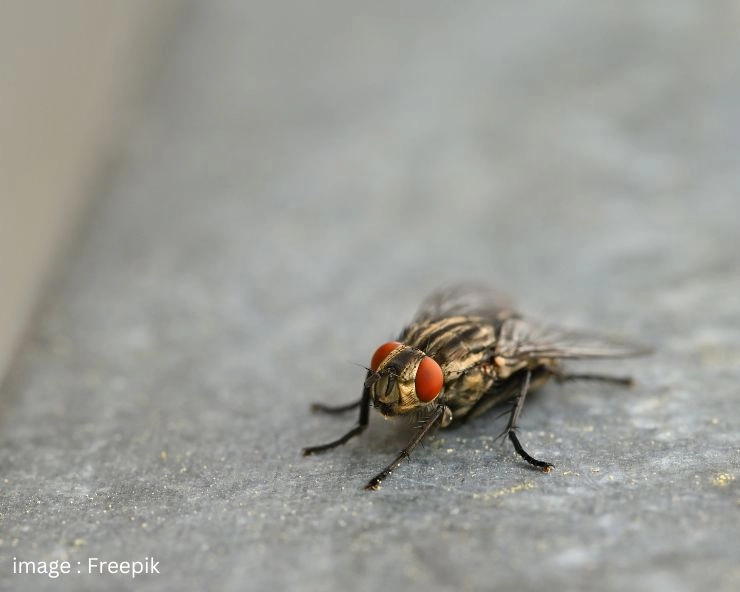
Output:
[366,342,444,416]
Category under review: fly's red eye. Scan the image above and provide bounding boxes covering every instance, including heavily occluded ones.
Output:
[415,357,443,402]
[370,341,402,372]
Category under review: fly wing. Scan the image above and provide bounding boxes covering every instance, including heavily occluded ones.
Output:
[414,283,652,359]
[413,283,516,323]
[496,317,652,360]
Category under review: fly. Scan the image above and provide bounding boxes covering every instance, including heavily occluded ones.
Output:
[303,283,652,490]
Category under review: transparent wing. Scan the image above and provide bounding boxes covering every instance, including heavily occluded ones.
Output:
[414,283,652,359]
[413,282,516,323]
[496,317,653,360]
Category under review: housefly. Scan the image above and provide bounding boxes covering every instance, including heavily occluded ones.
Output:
[303,283,652,490]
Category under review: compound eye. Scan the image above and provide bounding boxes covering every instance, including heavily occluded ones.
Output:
[370,341,402,372]
[415,356,443,402]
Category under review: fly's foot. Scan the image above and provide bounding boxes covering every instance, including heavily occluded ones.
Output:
[508,431,554,472]
[302,446,321,456]
[364,477,383,491]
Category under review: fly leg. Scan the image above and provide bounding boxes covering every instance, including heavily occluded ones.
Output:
[500,369,554,472]
[554,370,634,388]
[302,386,371,455]
[365,405,448,491]
[310,399,361,414]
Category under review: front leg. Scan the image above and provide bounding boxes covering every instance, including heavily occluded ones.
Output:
[302,385,371,455]
[310,399,362,414]
[365,405,448,490]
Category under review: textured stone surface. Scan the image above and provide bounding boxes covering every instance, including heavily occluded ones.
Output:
[1,2,739,591]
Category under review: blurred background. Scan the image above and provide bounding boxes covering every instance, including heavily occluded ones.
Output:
[1,2,739,592]
[3,1,738,385]
[0,0,178,382]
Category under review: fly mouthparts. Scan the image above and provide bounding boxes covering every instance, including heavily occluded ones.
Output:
[364,372,381,389]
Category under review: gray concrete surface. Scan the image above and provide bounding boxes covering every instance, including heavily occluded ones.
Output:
[1,2,739,591]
